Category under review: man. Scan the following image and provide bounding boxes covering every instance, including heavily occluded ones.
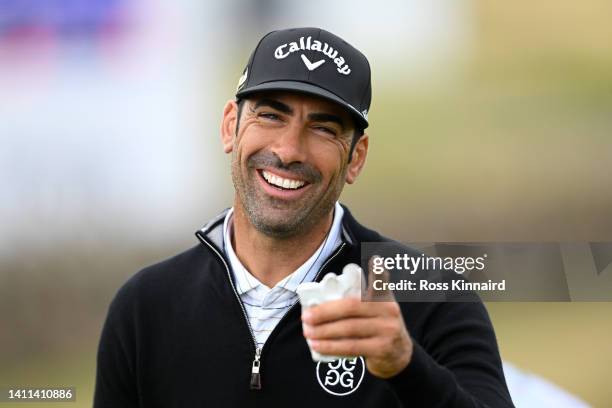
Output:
[94,27,514,407]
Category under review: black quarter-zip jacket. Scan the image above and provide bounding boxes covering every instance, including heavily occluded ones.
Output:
[94,206,515,407]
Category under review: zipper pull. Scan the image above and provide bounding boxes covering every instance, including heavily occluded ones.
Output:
[250,347,262,390]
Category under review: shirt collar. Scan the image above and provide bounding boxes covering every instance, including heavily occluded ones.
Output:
[223,202,345,295]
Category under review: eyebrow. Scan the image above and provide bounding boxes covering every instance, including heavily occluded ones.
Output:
[253,98,347,131]
[253,98,293,114]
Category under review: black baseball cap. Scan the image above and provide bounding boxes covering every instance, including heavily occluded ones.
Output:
[235,27,371,130]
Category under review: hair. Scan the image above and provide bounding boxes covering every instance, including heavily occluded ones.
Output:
[235,98,363,162]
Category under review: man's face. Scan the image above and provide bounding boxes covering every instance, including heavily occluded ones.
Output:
[224,91,362,238]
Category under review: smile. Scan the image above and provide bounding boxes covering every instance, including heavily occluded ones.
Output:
[260,170,307,190]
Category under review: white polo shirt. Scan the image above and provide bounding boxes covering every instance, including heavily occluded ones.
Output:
[222,202,344,350]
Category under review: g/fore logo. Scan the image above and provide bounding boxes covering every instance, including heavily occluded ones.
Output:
[316,357,365,396]
[274,36,351,75]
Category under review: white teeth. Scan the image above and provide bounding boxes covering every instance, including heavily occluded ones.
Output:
[262,170,306,190]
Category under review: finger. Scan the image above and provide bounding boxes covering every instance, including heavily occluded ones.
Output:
[366,255,396,302]
[310,337,382,358]
[302,297,399,325]
[303,317,381,340]
[301,297,380,325]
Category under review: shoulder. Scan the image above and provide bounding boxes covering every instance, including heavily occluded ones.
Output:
[110,244,217,312]
[340,204,423,257]
[340,205,485,310]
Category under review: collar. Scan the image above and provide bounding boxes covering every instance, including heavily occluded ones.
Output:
[195,204,361,270]
[222,202,345,295]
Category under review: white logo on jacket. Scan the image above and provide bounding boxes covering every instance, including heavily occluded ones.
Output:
[274,36,351,75]
[316,356,365,396]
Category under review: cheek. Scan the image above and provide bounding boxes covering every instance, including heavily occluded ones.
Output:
[329,137,351,167]
[309,140,349,181]
[234,129,268,166]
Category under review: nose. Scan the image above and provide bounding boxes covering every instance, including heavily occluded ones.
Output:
[270,123,307,165]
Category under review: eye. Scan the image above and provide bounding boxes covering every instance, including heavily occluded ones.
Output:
[258,112,281,121]
[313,125,337,136]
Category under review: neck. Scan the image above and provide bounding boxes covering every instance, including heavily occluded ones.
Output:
[231,202,334,288]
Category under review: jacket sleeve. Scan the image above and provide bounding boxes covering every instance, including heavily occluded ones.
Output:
[94,280,140,408]
[387,300,515,407]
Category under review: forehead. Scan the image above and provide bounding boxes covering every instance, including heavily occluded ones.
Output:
[247,91,353,120]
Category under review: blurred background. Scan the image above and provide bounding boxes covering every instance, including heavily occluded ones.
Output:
[1,0,611,406]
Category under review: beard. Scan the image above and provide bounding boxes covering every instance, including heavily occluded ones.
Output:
[231,149,345,238]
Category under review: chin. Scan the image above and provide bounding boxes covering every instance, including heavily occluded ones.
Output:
[253,220,302,238]
[247,209,304,238]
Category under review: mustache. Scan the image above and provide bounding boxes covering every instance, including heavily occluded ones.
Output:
[247,150,322,183]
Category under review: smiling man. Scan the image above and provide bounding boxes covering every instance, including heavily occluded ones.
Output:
[94,28,515,407]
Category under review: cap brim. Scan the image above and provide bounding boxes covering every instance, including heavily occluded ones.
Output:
[236,81,368,129]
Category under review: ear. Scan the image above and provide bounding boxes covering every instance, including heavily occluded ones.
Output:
[346,133,369,184]
[220,99,238,154]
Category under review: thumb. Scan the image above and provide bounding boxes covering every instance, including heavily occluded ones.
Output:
[366,255,395,302]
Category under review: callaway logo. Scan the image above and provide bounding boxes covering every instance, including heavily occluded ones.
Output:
[275,36,351,75]
[316,357,365,396]
[300,54,325,71]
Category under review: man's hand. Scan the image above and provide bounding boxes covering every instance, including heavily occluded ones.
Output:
[301,260,413,379]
